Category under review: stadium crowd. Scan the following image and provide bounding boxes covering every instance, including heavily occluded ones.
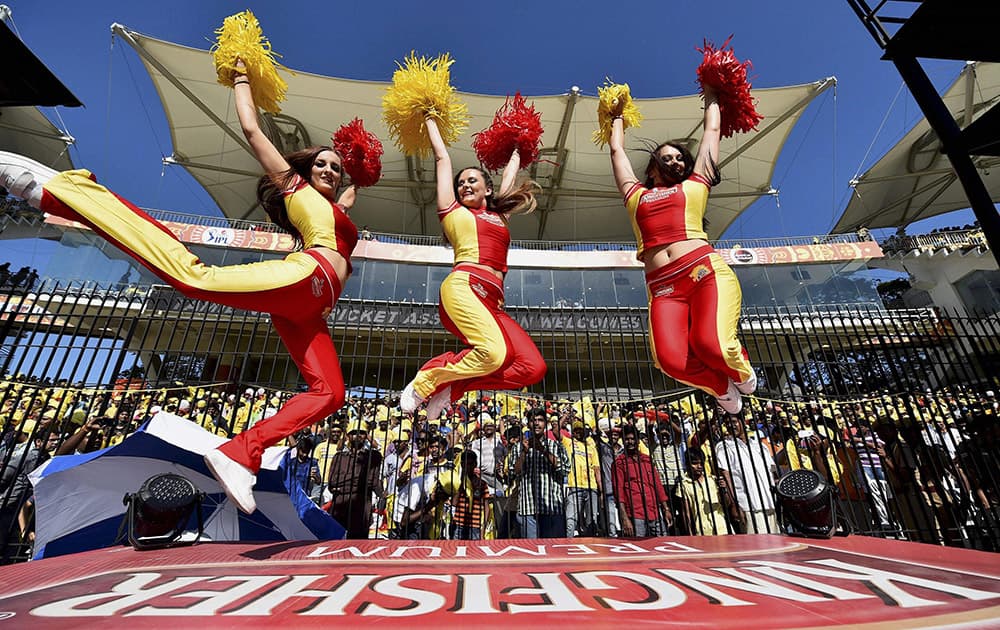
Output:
[1,372,998,562]
[880,222,988,254]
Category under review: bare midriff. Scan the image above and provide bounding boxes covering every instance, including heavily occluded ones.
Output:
[642,238,711,275]
[455,261,504,282]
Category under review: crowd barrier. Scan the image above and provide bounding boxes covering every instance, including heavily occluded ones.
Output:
[1,283,998,562]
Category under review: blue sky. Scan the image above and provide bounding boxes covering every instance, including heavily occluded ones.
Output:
[4,0,975,270]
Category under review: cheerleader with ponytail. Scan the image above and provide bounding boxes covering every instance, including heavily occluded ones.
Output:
[384,54,546,420]
[600,38,761,416]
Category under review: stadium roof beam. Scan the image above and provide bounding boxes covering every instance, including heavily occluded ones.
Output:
[0,106,78,171]
[162,155,265,221]
[720,77,835,171]
[844,0,1000,265]
[535,86,581,240]
[167,153,484,196]
[853,171,957,227]
[836,62,1000,234]
[678,77,836,173]
[163,156,260,179]
[850,157,1000,186]
[112,23,254,158]
[0,121,73,145]
[892,58,1000,260]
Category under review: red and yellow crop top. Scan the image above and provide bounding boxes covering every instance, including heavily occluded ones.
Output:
[438,201,510,273]
[623,172,713,261]
[283,176,358,273]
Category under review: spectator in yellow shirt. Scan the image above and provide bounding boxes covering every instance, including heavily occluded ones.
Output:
[313,423,344,487]
[675,448,731,535]
[562,420,601,537]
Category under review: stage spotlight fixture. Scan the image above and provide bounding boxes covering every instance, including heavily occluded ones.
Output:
[776,469,838,539]
[123,473,205,550]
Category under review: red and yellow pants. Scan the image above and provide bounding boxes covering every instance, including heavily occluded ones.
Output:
[41,170,346,472]
[412,264,546,401]
[645,245,752,398]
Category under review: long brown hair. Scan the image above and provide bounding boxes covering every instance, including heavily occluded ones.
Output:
[453,166,539,217]
[641,140,721,189]
[257,146,343,247]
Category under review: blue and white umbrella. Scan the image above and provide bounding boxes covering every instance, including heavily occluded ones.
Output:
[28,413,344,559]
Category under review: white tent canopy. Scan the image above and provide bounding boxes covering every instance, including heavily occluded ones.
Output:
[835,61,1000,234]
[0,105,75,171]
[115,24,833,242]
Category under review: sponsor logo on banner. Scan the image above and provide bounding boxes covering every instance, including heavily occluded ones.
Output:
[731,248,758,264]
[191,226,236,247]
[2,538,999,626]
[43,213,885,269]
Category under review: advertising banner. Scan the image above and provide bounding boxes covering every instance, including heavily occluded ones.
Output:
[0,535,997,628]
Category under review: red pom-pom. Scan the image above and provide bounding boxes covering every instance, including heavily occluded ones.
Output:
[331,118,384,188]
[472,92,544,171]
[696,36,763,138]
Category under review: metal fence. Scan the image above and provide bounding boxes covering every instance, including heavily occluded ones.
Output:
[1,282,999,562]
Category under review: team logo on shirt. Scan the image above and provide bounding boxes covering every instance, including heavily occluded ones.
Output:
[642,187,679,203]
[476,211,507,227]
[690,264,711,282]
[312,276,324,298]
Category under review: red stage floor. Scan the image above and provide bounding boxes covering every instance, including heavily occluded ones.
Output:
[0,535,998,628]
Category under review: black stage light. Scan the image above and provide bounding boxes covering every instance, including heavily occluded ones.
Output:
[776,469,839,539]
[123,473,205,550]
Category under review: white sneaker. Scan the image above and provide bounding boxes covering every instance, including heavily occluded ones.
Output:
[735,370,758,395]
[716,380,743,415]
[0,151,57,209]
[425,385,452,421]
[204,449,257,514]
[399,380,424,414]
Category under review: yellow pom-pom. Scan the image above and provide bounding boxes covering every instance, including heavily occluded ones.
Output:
[382,52,469,157]
[592,80,643,147]
[211,10,289,115]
